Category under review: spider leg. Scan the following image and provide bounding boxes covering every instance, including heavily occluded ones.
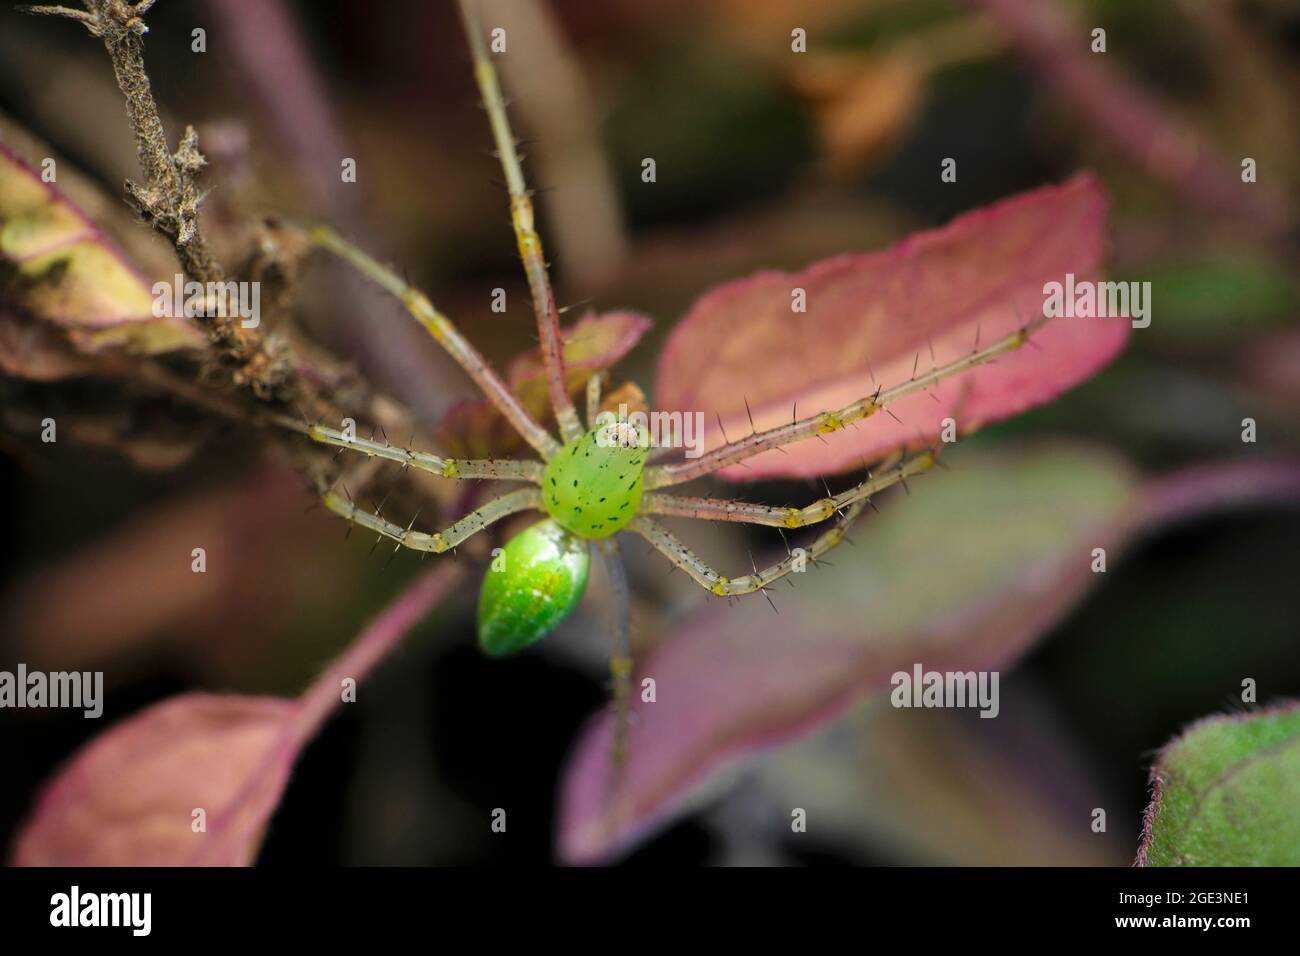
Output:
[586,373,605,432]
[645,316,1044,489]
[641,449,936,528]
[594,536,633,772]
[308,225,560,460]
[322,486,541,554]
[305,423,544,482]
[457,0,585,445]
[628,500,868,597]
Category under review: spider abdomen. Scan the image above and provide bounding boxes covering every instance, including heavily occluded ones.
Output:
[542,423,646,538]
[478,518,589,656]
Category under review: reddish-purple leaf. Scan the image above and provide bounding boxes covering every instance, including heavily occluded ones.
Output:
[653,175,1129,480]
[11,694,296,867]
[437,311,651,457]
[742,689,1129,865]
[557,450,1300,864]
[10,565,464,866]
[0,463,345,672]
[507,311,653,397]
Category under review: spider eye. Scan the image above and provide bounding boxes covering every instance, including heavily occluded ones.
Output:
[600,421,640,449]
[477,519,590,657]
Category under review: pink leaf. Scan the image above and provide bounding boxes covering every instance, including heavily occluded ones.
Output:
[11,694,296,867]
[506,311,653,393]
[10,564,464,866]
[653,174,1129,480]
[438,311,651,457]
[557,449,1300,863]
[1,463,343,671]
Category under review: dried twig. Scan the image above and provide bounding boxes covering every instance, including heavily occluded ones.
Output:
[26,0,296,397]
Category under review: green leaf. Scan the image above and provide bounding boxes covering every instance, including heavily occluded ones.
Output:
[1138,703,1300,866]
[0,142,204,359]
[1127,258,1296,342]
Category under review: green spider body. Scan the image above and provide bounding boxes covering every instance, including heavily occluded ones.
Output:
[478,422,646,654]
[477,518,590,656]
[541,422,646,538]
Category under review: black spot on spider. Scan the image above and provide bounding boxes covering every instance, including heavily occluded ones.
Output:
[550,477,556,486]
[572,479,578,487]
[571,445,578,456]
[620,502,630,509]
[599,497,606,503]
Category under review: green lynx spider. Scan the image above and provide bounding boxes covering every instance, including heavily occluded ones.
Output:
[295,1,1040,764]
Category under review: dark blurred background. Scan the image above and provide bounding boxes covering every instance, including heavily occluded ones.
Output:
[1,0,1297,865]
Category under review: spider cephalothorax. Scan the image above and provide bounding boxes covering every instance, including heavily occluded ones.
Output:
[543,423,647,538]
